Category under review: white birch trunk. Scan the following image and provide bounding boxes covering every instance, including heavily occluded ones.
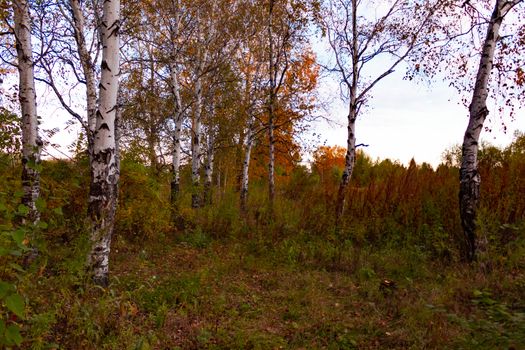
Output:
[69,0,97,150]
[336,103,357,224]
[87,0,120,286]
[171,120,182,202]
[169,32,183,204]
[459,0,519,261]
[191,49,207,208]
[240,119,254,214]
[335,0,359,226]
[191,73,203,208]
[203,132,214,205]
[13,0,41,224]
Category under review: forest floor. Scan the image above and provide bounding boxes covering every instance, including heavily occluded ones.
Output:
[25,229,525,349]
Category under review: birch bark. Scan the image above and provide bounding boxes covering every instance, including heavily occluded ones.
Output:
[459,0,520,261]
[335,0,358,226]
[191,12,209,209]
[13,0,41,224]
[191,58,205,208]
[170,64,183,203]
[69,0,98,153]
[240,117,254,214]
[87,0,120,286]
[203,131,215,205]
[169,4,184,204]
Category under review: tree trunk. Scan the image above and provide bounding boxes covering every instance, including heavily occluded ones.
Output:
[13,0,41,224]
[335,0,359,228]
[191,70,203,208]
[203,132,214,205]
[459,0,515,262]
[171,118,182,204]
[87,0,120,286]
[69,0,97,154]
[191,37,208,208]
[240,121,254,215]
[147,129,158,171]
[267,0,276,209]
[335,105,357,226]
[169,62,183,205]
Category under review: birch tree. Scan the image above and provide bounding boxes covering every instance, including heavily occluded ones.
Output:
[87,0,121,286]
[31,0,100,159]
[409,0,525,260]
[191,46,207,208]
[266,0,311,209]
[68,0,99,155]
[12,0,42,223]
[267,0,278,208]
[459,0,523,261]
[239,55,265,213]
[188,0,237,208]
[166,0,188,204]
[319,0,442,226]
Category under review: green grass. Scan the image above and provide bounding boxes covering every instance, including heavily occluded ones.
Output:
[17,226,525,349]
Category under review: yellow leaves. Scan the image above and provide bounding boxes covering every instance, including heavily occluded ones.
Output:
[119,301,139,318]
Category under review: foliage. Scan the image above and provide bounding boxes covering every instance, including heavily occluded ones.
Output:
[0,107,21,158]
[3,0,525,347]
[0,139,523,348]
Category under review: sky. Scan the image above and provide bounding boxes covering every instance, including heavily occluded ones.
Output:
[308,0,525,168]
[315,66,525,168]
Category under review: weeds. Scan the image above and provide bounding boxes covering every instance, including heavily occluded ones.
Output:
[0,136,524,348]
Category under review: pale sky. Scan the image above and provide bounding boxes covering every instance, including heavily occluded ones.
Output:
[310,1,525,168]
[316,68,525,167]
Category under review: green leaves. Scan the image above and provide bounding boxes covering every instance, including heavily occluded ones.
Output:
[4,324,23,346]
[11,228,25,246]
[0,281,13,299]
[35,197,47,212]
[17,204,29,217]
[5,293,25,319]
[52,206,63,216]
[0,281,25,346]
[0,320,21,347]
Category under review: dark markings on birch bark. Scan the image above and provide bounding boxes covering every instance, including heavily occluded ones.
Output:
[88,148,118,287]
[101,60,110,71]
[458,0,517,262]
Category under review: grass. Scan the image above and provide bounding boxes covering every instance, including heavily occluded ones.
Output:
[3,156,523,349]
[20,225,525,349]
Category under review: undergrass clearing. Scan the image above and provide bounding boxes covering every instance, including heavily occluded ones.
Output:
[21,229,525,349]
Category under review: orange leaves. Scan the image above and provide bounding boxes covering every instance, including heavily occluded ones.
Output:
[517,67,524,87]
[312,145,346,174]
[312,145,346,191]
[282,48,319,106]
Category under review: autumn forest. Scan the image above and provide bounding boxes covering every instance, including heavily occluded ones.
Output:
[0,0,525,348]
